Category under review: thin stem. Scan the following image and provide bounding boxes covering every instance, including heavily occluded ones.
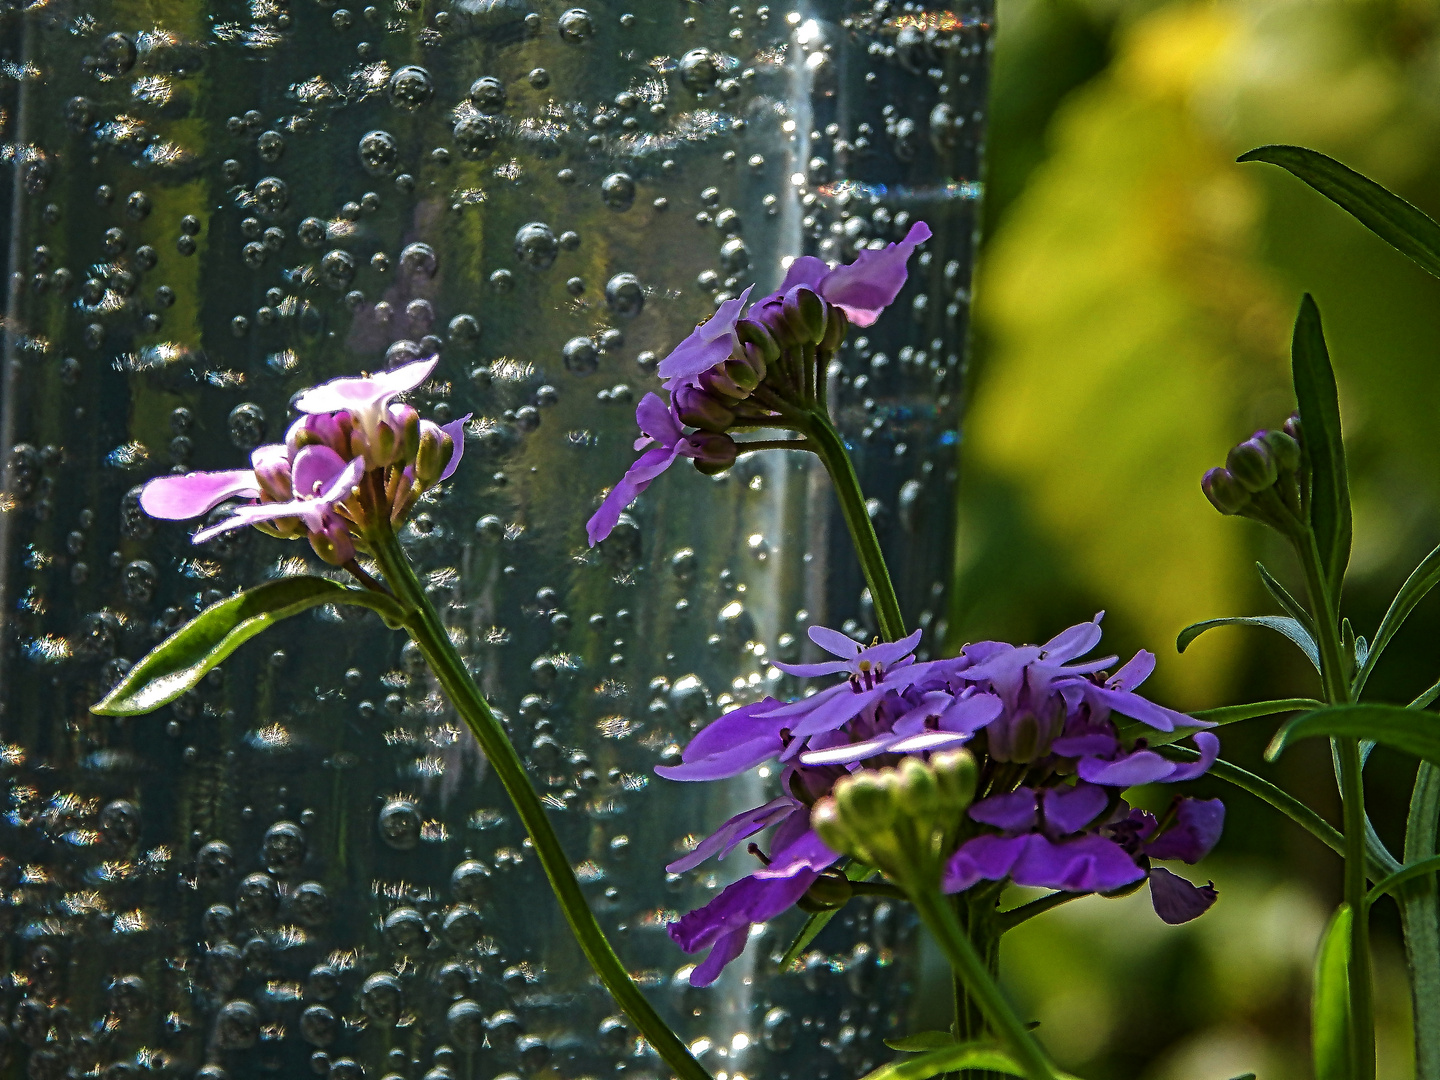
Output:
[803,410,906,642]
[737,438,814,454]
[367,525,709,1080]
[996,890,1086,933]
[1297,529,1374,1080]
[343,558,391,597]
[908,886,1059,1080]
[849,880,908,900]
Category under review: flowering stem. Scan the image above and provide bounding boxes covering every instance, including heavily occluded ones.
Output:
[367,525,710,1080]
[1297,529,1375,1080]
[908,885,1059,1080]
[802,410,907,643]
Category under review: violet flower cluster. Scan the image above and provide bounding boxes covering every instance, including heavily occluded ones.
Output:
[587,222,932,546]
[658,617,1224,985]
[139,357,469,564]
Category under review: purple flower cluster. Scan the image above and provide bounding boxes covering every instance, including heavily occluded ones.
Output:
[587,223,932,546]
[139,358,469,563]
[659,616,1224,984]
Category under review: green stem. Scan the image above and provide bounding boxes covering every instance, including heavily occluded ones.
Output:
[996,890,1086,933]
[1297,530,1374,1080]
[803,411,906,642]
[368,526,709,1080]
[1400,762,1440,1080]
[908,886,1059,1080]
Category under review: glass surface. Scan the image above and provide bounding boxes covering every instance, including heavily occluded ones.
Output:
[0,3,988,1078]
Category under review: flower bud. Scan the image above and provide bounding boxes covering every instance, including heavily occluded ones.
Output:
[698,365,746,401]
[674,383,737,432]
[1261,429,1301,474]
[415,422,455,488]
[734,318,781,366]
[1283,412,1302,446]
[835,769,899,836]
[252,451,293,504]
[391,404,421,464]
[1227,437,1278,493]
[896,756,940,821]
[810,797,855,857]
[797,872,853,912]
[930,750,978,815]
[1202,467,1252,515]
[689,432,738,475]
[721,356,761,395]
[820,303,849,352]
[308,520,355,566]
[780,286,827,345]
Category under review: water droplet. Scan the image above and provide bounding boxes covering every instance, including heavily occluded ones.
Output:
[252,176,289,218]
[762,1006,795,1052]
[557,8,593,42]
[453,114,500,157]
[562,336,598,375]
[96,32,137,77]
[678,48,719,92]
[447,313,480,343]
[400,242,438,277]
[469,76,507,113]
[292,881,331,925]
[382,906,427,952]
[320,249,357,289]
[236,872,279,921]
[256,130,285,163]
[358,130,400,176]
[361,973,404,1025]
[600,172,635,211]
[300,1004,339,1046]
[447,1000,487,1048]
[214,1000,260,1050]
[514,222,558,269]
[388,65,434,108]
[261,820,305,870]
[441,904,483,948]
[378,799,421,849]
[228,403,266,450]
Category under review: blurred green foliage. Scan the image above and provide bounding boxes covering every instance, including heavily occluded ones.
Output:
[942,0,1440,1074]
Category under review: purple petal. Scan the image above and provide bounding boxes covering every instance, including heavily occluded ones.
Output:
[1108,650,1156,691]
[689,926,749,986]
[635,392,684,449]
[291,444,350,498]
[936,692,1004,734]
[1145,797,1225,863]
[1010,834,1145,893]
[816,221,932,328]
[1042,783,1110,835]
[887,731,972,755]
[438,414,472,481]
[139,470,260,520]
[655,698,789,782]
[657,287,754,382]
[809,624,863,659]
[293,356,438,415]
[1148,866,1217,924]
[586,444,681,546]
[942,834,1028,893]
[1160,732,1221,783]
[665,797,796,873]
[1051,732,1120,757]
[864,629,924,668]
[1085,685,1198,734]
[1039,615,1104,663]
[756,828,840,878]
[1076,749,1178,788]
[969,788,1038,832]
[777,256,830,293]
[799,733,903,766]
[958,645,1042,709]
[773,659,853,678]
[788,687,883,738]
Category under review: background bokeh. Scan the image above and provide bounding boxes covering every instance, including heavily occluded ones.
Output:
[942,0,1440,1075]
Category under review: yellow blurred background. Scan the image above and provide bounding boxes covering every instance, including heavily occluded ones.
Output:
[941,0,1440,1075]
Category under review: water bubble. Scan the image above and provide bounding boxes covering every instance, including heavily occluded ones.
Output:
[320,249,357,289]
[359,130,400,176]
[214,1000,260,1050]
[252,176,289,217]
[261,820,305,870]
[453,115,500,157]
[678,48,720,92]
[441,903,483,948]
[447,314,480,343]
[100,799,141,843]
[205,943,243,991]
[469,76,507,113]
[228,403,266,450]
[292,882,331,925]
[386,340,426,367]
[298,217,327,247]
[528,67,550,89]
[361,973,404,1025]
[720,238,750,273]
[598,1016,634,1055]
[401,242,438,277]
[204,904,235,940]
[108,975,149,1021]
[600,172,635,210]
[514,222,558,269]
[256,130,285,162]
[603,273,644,318]
[300,1004,339,1046]
[447,1000,486,1048]
[121,559,158,604]
[96,32,138,77]
[562,336,598,375]
[486,1009,523,1042]
[388,65,434,108]
[236,872,279,921]
[382,907,427,952]
[762,1006,795,1052]
[557,8,593,41]
[669,675,710,722]
[379,799,422,849]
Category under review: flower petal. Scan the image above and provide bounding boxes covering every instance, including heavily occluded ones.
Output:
[942,834,1028,893]
[665,797,796,873]
[1147,866,1218,924]
[1039,614,1104,662]
[864,629,924,668]
[140,470,260,520]
[816,221,932,327]
[969,788,1039,832]
[655,697,789,781]
[1076,749,1177,787]
[1041,783,1109,836]
[936,691,1004,734]
[777,255,829,293]
[438,413,472,481]
[293,356,438,416]
[690,926,750,987]
[1145,797,1225,863]
[799,732,904,766]
[772,659,853,678]
[1010,834,1144,893]
[586,444,681,546]
[291,444,350,498]
[809,624,863,659]
[657,287,754,382]
[1159,731,1221,783]
[1108,650,1156,691]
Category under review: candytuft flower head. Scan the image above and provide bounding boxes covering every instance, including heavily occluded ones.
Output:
[139,361,469,565]
[587,224,932,545]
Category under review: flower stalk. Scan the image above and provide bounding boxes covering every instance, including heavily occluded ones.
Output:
[365,524,711,1080]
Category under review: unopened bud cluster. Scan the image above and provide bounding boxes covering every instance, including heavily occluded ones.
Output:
[1202,414,1304,533]
[810,750,977,887]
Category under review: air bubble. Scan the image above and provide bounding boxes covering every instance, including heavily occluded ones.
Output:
[358,130,400,176]
[557,8,593,42]
[514,222,558,269]
[469,76,507,113]
[604,273,644,317]
[600,172,635,210]
[252,176,289,217]
[320,249,357,289]
[678,48,720,92]
[453,114,500,157]
[361,973,404,1024]
[378,799,422,849]
[388,65,434,108]
[563,336,598,375]
[228,403,266,450]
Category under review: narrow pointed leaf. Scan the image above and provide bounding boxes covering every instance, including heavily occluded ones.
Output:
[92,577,409,716]
[1238,145,1440,279]
[885,1031,961,1052]
[1177,615,1320,673]
[1119,698,1321,748]
[1352,541,1440,698]
[1257,561,1316,636]
[1290,295,1351,599]
[1267,704,1440,766]
[1365,854,1440,908]
[859,1042,1076,1080]
[1312,903,1353,1080]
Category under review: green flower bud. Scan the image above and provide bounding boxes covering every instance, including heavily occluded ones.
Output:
[835,769,898,837]
[810,797,856,857]
[896,756,940,821]
[1226,437,1278,493]
[1261,429,1301,474]
[797,872,853,912]
[415,425,454,487]
[734,318,782,366]
[930,749,978,815]
[674,384,736,432]
[820,302,849,352]
[1201,467,1251,516]
[781,286,827,345]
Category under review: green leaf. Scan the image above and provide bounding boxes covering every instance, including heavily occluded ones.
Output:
[1177,615,1320,673]
[1352,541,1440,698]
[1119,698,1321,749]
[1364,854,1440,908]
[885,1031,960,1053]
[92,577,409,716]
[1267,704,1440,767]
[1257,561,1317,637]
[1312,903,1353,1080]
[1238,145,1440,280]
[778,860,876,969]
[1290,294,1351,600]
[859,1042,1077,1080]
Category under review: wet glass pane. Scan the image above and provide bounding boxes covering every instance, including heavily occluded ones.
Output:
[0,3,989,1077]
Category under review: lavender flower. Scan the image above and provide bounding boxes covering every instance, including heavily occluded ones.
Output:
[139,358,470,564]
[657,617,1225,983]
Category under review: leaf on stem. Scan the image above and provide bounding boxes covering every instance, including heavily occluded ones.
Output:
[1267,704,1440,767]
[1365,854,1440,908]
[1312,903,1353,1080]
[92,576,408,716]
[1238,145,1440,279]
[1257,561,1317,637]
[885,1031,960,1052]
[1352,541,1440,698]
[859,1042,1077,1080]
[1117,698,1321,748]
[1177,615,1320,673]
[1289,294,1352,600]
